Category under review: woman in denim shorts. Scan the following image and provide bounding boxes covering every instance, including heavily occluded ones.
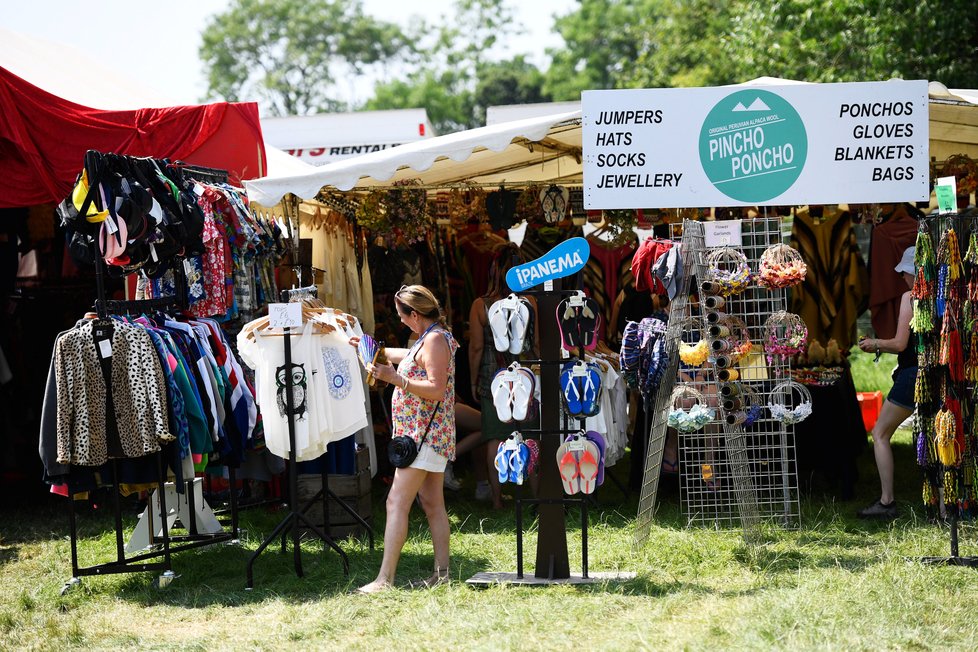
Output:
[856,246,917,520]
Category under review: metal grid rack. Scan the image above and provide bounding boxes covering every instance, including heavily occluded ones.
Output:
[679,218,800,529]
[634,217,800,546]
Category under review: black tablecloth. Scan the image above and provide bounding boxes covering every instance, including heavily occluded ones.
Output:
[793,367,867,499]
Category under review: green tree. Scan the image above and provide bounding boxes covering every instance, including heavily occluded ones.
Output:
[364,0,549,132]
[474,56,551,123]
[544,0,978,98]
[199,0,410,116]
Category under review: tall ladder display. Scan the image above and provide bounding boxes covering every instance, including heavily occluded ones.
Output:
[635,218,801,546]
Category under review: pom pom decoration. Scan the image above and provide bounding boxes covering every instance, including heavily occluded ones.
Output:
[679,339,710,367]
[724,315,753,362]
[667,385,715,433]
[741,383,764,427]
[705,247,752,296]
[678,315,709,367]
[763,311,808,365]
[766,380,813,425]
[757,243,807,289]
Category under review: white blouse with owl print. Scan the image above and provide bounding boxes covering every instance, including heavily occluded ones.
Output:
[237,320,368,462]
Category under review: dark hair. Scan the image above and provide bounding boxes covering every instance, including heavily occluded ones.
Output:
[395,284,449,330]
[484,242,522,299]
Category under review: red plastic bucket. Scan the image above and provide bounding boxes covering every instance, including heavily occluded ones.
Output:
[857,391,883,432]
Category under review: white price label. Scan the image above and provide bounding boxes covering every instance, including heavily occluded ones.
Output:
[567,438,586,452]
[98,339,112,359]
[704,220,743,248]
[269,303,303,329]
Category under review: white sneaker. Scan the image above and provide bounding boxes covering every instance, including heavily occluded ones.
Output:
[443,462,462,491]
[474,481,491,501]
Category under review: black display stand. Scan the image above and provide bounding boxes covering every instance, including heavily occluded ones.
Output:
[467,277,634,587]
[913,213,978,570]
[245,286,374,588]
[919,514,978,568]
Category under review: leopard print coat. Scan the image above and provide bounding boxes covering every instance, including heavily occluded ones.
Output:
[55,319,170,466]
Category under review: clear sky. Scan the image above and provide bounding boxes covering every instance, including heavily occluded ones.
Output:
[3,0,575,108]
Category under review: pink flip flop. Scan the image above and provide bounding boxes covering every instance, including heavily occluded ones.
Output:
[577,441,600,495]
[556,444,580,494]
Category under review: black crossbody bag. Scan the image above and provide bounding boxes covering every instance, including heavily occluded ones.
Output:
[388,401,440,469]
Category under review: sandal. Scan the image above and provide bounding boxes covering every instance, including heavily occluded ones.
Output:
[408,568,450,589]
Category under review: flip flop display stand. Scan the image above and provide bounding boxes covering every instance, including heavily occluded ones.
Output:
[636,217,802,547]
[469,275,634,586]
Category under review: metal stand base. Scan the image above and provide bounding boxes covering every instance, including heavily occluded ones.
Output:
[465,571,637,588]
[918,556,978,568]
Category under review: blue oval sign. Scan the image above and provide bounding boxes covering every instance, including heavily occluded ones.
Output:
[506,236,590,292]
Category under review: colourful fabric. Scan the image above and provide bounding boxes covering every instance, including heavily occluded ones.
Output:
[789,206,869,350]
[392,329,459,461]
[0,65,265,208]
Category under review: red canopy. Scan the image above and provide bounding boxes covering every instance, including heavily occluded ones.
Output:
[0,65,266,208]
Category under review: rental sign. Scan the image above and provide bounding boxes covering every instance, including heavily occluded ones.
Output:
[582,80,929,208]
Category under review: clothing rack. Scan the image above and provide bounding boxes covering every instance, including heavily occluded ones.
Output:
[62,157,240,592]
[246,285,374,588]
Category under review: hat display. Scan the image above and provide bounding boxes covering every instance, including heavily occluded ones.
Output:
[895,246,915,275]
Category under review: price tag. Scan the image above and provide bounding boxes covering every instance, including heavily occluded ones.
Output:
[567,437,586,452]
[193,183,206,196]
[572,362,588,377]
[936,175,958,215]
[544,280,554,292]
[104,215,119,235]
[704,220,743,248]
[98,339,113,359]
[268,303,303,329]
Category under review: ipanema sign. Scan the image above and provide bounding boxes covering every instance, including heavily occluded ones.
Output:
[506,237,590,292]
[582,80,929,208]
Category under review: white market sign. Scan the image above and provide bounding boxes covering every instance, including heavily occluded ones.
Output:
[582,80,929,209]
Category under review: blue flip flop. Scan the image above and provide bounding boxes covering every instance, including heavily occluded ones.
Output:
[508,443,528,485]
[580,363,602,417]
[560,363,583,416]
[494,442,510,483]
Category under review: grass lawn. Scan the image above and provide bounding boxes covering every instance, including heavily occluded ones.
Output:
[3,421,978,652]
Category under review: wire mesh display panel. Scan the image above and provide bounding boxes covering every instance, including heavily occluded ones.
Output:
[676,218,800,529]
[634,236,698,547]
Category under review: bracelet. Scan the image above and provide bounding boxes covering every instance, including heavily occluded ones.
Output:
[401,375,409,392]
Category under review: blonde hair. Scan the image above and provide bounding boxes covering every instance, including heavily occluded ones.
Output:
[395,284,449,330]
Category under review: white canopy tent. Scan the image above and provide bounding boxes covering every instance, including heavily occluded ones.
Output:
[244,110,583,207]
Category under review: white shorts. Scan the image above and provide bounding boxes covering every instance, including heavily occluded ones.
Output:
[409,444,448,473]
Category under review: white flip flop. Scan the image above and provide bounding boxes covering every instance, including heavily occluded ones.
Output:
[508,299,530,355]
[490,371,514,422]
[487,300,511,353]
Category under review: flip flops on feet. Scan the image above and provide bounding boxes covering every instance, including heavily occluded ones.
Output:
[407,568,450,589]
